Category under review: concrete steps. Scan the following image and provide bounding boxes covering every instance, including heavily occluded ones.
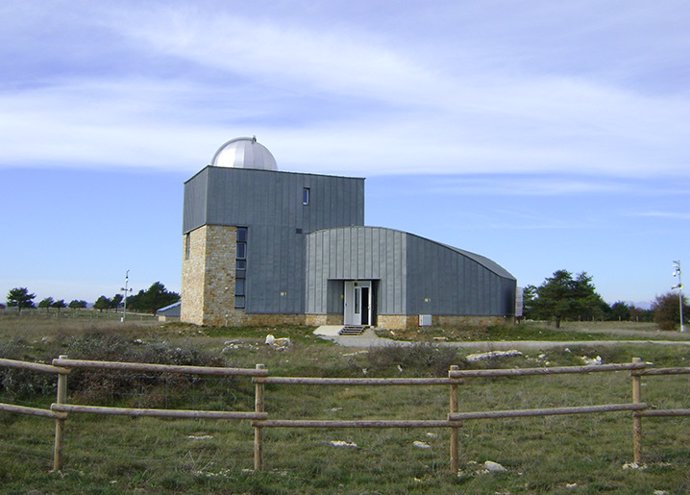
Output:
[338,325,367,336]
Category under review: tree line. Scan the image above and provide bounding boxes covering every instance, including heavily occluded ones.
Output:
[5,282,179,315]
[523,269,688,330]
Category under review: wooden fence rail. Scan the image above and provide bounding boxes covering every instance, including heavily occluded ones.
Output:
[1,356,690,473]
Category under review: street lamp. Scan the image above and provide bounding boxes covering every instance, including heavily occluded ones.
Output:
[120,270,132,323]
[672,260,686,333]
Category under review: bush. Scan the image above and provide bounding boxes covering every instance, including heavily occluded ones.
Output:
[653,292,688,331]
[0,332,242,408]
[0,339,56,398]
[365,343,460,376]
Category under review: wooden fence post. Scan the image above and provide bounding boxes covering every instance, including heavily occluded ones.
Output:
[52,355,68,471]
[631,357,643,464]
[449,365,460,473]
[254,364,266,471]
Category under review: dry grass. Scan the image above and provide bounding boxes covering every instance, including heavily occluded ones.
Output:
[1,319,690,494]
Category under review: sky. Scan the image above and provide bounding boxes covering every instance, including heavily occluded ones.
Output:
[1,0,689,307]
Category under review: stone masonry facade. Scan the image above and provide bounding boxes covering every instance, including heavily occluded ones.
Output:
[181,225,238,326]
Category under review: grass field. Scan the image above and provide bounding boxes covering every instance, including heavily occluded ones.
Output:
[1,318,689,494]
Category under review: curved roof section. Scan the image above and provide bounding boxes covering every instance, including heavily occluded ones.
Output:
[308,225,515,280]
[211,136,277,171]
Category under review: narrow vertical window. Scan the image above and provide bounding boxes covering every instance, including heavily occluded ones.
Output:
[184,233,190,260]
[303,187,310,205]
[235,227,248,309]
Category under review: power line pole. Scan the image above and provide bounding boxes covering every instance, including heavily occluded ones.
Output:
[672,260,685,333]
[120,270,132,323]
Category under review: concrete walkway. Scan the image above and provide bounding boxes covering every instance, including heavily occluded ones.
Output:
[313,325,690,350]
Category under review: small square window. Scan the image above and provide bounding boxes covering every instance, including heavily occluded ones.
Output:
[302,187,310,205]
[236,259,247,270]
[235,279,246,296]
[237,227,248,242]
[234,296,245,309]
[236,242,247,259]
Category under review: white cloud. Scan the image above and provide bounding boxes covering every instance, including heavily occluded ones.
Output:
[0,2,689,180]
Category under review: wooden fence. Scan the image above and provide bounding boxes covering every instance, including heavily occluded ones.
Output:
[1,355,689,472]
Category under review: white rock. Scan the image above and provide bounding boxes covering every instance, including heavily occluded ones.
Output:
[483,460,507,473]
[654,491,669,495]
[265,334,275,345]
[580,355,603,366]
[329,440,358,448]
[413,441,431,449]
[466,350,522,363]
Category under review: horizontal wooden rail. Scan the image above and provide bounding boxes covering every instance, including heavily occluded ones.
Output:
[448,403,648,421]
[258,377,459,385]
[52,358,268,377]
[638,409,690,417]
[0,357,69,375]
[635,367,690,376]
[449,362,645,378]
[0,402,66,419]
[253,419,453,428]
[51,403,268,420]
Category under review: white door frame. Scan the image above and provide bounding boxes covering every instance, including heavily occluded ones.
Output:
[344,281,371,326]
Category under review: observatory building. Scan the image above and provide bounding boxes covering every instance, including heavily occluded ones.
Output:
[181,137,516,329]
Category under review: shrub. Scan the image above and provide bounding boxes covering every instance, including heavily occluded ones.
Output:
[0,339,56,398]
[0,332,242,408]
[365,343,460,376]
[652,292,688,331]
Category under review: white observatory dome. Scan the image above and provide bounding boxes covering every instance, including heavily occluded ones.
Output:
[210,136,278,171]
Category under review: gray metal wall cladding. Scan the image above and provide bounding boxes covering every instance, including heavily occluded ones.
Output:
[306,227,408,315]
[405,234,516,316]
[183,167,365,314]
[306,227,516,317]
[183,167,365,234]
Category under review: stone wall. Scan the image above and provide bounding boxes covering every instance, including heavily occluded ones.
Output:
[181,225,240,326]
[435,315,510,327]
[305,314,344,326]
[376,315,418,330]
[377,314,511,330]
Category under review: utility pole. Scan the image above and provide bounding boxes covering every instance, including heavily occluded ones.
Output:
[672,260,685,333]
[120,270,132,323]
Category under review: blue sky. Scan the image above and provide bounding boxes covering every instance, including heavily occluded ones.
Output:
[1,0,689,307]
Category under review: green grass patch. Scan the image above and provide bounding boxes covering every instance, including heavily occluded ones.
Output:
[375,320,689,342]
[1,320,690,493]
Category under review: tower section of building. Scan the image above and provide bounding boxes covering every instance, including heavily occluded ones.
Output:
[182,161,365,326]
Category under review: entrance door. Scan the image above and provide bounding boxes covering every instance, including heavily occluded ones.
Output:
[344,281,372,326]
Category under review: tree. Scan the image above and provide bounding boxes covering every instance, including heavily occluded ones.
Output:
[521,285,538,319]
[652,292,689,331]
[52,299,66,314]
[94,295,111,313]
[126,282,180,314]
[38,297,55,314]
[530,270,607,328]
[609,301,632,321]
[110,293,123,311]
[6,287,36,315]
[68,299,88,310]
[629,304,653,323]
